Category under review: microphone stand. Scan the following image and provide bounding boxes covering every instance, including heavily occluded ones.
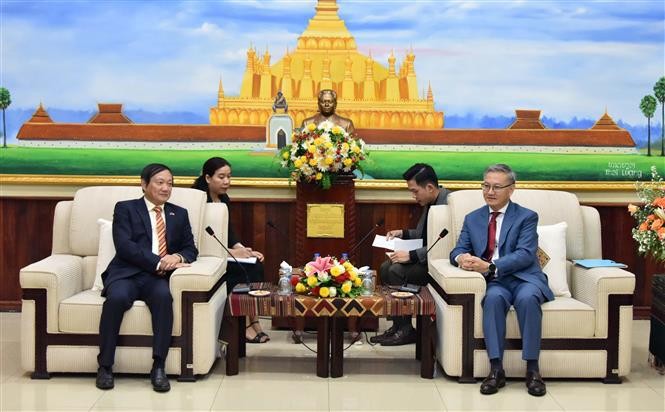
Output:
[348,219,384,261]
[399,228,449,293]
[205,226,252,293]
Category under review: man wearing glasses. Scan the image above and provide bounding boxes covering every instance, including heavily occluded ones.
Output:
[450,164,554,397]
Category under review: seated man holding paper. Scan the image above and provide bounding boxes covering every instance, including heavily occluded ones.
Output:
[371,163,449,346]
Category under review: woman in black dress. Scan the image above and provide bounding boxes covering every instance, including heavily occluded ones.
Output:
[193,157,269,343]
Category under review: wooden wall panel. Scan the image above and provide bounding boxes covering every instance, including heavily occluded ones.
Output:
[1,197,661,318]
[0,198,63,310]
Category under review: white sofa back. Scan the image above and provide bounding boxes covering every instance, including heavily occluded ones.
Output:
[49,186,227,291]
[428,189,601,261]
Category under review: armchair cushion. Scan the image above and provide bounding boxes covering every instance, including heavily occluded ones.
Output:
[93,218,114,291]
[537,222,571,297]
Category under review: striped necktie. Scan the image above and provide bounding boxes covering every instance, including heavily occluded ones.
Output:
[154,206,167,258]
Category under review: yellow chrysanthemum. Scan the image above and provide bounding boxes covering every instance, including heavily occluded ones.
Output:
[307,123,316,131]
[325,141,333,149]
[354,277,362,287]
[342,261,353,269]
[314,137,323,146]
[330,265,344,277]
[315,172,323,180]
[295,283,307,293]
[307,276,318,287]
[308,145,316,154]
[300,155,307,163]
[352,145,361,153]
[319,287,330,298]
[341,281,352,294]
[332,126,343,135]
[341,142,349,151]
[282,151,289,159]
[349,271,358,281]
[294,159,303,168]
[324,156,334,165]
[309,158,318,166]
[343,158,353,167]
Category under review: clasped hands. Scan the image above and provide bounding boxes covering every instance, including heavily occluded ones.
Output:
[157,254,190,275]
[457,253,491,273]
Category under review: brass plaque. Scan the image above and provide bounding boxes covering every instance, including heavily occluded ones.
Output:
[307,204,345,238]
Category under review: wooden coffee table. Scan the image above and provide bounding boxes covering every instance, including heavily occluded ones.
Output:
[223,283,436,378]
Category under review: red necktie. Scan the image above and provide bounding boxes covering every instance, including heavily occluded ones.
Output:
[154,206,168,258]
[484,211,501,261]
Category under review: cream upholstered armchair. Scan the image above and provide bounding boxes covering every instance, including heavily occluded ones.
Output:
[20,186,228,381]
[426,189,635,383]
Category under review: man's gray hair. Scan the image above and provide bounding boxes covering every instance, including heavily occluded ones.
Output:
[483,164,516,184]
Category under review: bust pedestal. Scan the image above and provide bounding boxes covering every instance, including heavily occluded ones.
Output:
[295,174,356,266]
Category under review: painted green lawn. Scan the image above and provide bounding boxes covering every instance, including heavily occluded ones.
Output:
[0,146,661,181]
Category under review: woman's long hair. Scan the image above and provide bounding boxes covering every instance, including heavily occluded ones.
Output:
[192,157,232,196]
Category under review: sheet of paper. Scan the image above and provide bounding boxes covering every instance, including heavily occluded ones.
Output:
[228,256,258,264]
[372,235,423,251]
[572,259,627,269]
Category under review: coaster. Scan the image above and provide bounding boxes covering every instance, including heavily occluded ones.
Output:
[391,291,414,298]
[248,290,270,297]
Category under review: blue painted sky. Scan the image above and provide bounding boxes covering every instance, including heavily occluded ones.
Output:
[2,0,664,126]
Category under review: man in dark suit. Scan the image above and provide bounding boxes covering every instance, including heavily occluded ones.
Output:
[96,163,198,392]
[371,163,449,346]
[450,164,554,396]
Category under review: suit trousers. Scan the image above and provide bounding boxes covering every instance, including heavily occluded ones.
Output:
[379,259,428,329]
[98,272,173,368]
[482,275,545,361]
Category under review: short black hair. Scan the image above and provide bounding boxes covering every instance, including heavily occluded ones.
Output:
[402,163,438,188]
[140,163,172,184]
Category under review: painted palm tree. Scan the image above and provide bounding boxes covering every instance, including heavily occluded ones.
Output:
[640,95,657,156]
[0,87,10,149]
[654,77,665,156]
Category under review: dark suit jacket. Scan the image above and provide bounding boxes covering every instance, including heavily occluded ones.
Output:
[450,201,554,301]
[402,188,450,264]
[101,198,198,293]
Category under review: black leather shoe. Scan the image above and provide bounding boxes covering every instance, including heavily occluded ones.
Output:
[369,324,400,344]
[379,327,417,346]
[95,366,114,390]
[526,370,546,396]
[480,369,506,395]
[150,367,171,392]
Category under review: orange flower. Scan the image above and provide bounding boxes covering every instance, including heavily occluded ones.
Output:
[639,222,649,231]
[652,197,665,208]
[647,214,655,221]
[658,227,665,240]
[651,219,664,231]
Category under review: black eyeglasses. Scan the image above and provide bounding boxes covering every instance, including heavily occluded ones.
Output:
[481,183,514,192]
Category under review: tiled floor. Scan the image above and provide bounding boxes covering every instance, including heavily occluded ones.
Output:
[0,312,663,411]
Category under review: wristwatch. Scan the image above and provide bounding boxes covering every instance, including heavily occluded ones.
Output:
[488,263,496,276]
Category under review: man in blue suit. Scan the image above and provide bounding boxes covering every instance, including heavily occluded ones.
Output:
[96,164,198,392]
[450,164,553,397]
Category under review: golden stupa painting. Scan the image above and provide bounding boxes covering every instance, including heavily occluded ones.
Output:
[210,0,443,130]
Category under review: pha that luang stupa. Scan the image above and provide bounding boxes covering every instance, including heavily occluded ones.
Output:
[210,0,443,130]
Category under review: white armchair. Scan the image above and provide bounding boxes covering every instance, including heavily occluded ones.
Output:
[20,186,228,381]
[426,189,635,382]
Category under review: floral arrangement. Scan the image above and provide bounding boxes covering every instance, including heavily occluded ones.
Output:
[628,166,665,261]
[290,255,364,298]
[279,120,368,189]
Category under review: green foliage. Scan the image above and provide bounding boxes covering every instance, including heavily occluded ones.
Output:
[640,95,657,118]
[654,77,665,103]
[0,87,10,109]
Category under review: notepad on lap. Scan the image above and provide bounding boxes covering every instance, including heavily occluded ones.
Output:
[228,256,258,264]
[573,259,627,269]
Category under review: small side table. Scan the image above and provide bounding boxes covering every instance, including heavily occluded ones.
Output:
[649,274,665,374]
